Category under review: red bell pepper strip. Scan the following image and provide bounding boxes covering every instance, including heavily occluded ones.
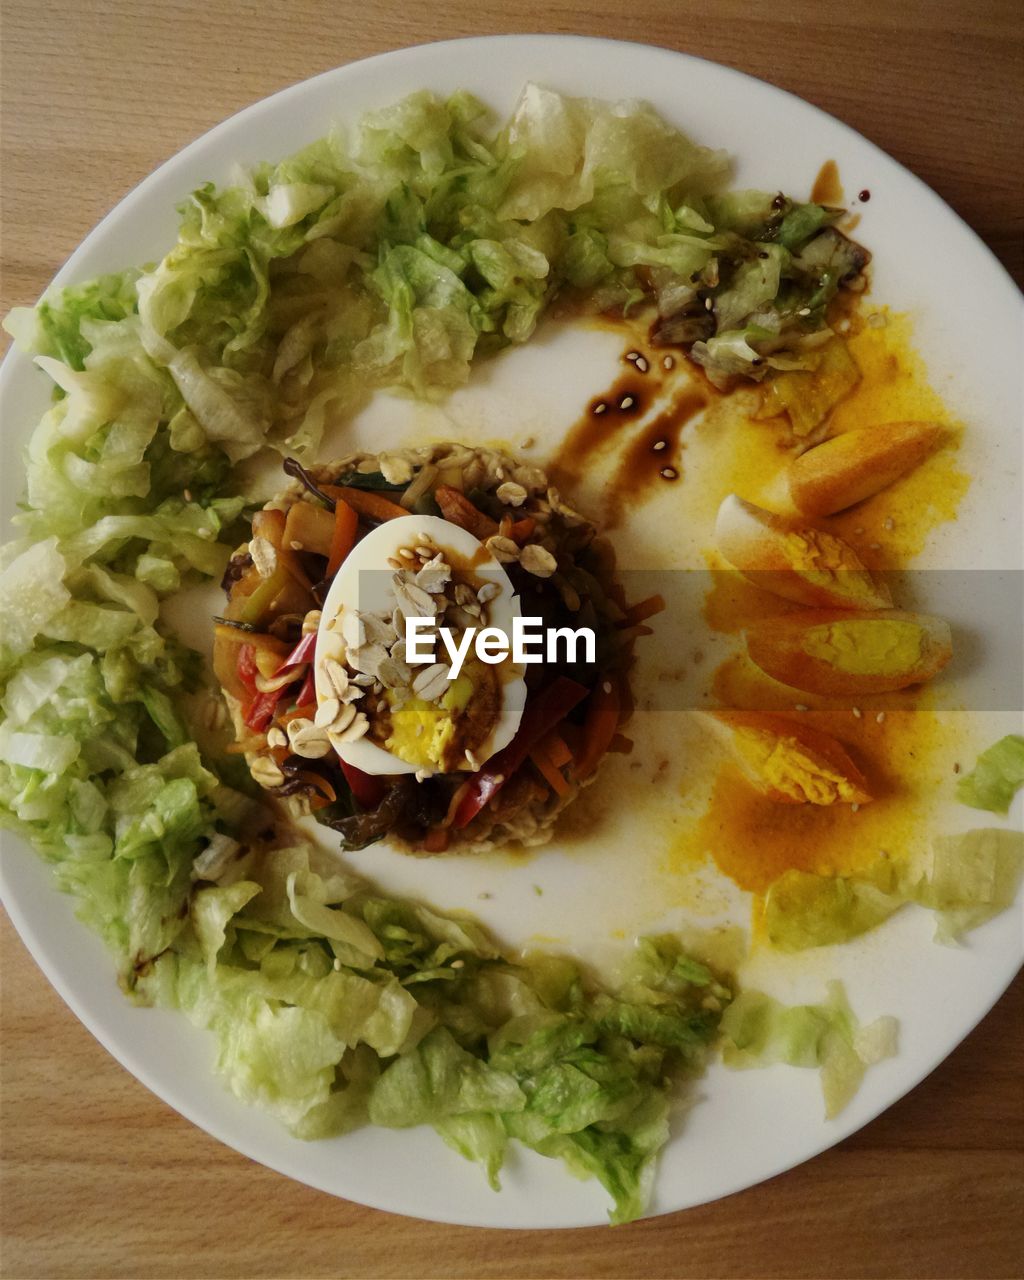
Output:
[244,688,286,732]
[452,676,588,828]
[242,631,317,731]
[294,667,316,710]
[339,759,387,810]
[236,643,259,694]
[279,630,317,670]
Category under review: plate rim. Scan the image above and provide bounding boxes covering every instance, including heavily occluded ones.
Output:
[1,32,1021,1229]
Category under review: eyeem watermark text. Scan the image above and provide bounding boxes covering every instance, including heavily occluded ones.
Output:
[405,616,595,678]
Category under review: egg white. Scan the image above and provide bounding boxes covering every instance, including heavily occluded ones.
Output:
[315,514,527,776]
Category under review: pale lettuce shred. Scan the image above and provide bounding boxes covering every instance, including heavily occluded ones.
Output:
[764,829,1024,950]
[720,981,898,1119]
[956,735,1024,815]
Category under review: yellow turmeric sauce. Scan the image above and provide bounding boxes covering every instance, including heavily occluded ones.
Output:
[684,309,972,901]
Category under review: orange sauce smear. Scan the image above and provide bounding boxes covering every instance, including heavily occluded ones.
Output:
[689,310,972,897]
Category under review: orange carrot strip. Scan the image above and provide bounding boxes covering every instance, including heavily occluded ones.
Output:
[509,516,536,544]
[575,679,622,779]
[276,703,317,726]
[326,498,358,576]
[541,731,572,768]
[421,827,452,853]
[623,594,666,625]
[531,745,572,798]
[434,485,499,539]
[325,485,409,523]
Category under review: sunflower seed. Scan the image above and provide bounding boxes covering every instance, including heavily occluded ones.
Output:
[249,536,277,579]
[520,544,558,577]
[329,711,370,745]
[454,583,476,606]
[393,576,437,617]
[412,663,450,702]
[446,605,479,630]
[251,756,285,787]
[315,698,340,728]
[321,658,350,698]
[514,465,547,491]
[287,717,332,759]
[355,611,397,647]
[348,642,390,677]
[496,481,528,507]
[286,717,317,744]
[380,453,414,485]
[377,655,413,689]
[329,701,357,734]
[416,566,452,594]
[485,535,520,563]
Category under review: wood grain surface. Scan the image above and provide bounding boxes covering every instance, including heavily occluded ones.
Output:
[1,3,1022,1278]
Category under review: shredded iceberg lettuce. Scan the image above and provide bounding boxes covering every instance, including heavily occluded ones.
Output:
[764,829,1024,950]
[957,735,1024,815]
[720,981,898,1119]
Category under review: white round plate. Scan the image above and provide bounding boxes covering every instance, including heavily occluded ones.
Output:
[1,35,1021,1228]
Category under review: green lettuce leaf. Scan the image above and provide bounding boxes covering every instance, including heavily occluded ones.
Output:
[720,981,898,1118]
[957,735,1024,814]
[764,829,1024,950]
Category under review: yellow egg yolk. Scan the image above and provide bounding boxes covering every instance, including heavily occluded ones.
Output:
[383,676,474,769]
[802,619,923,676]
[733,728,862,805]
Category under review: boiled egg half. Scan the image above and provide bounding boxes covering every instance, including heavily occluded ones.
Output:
[315,514,526,777]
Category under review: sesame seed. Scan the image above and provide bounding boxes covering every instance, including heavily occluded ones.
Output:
[625,351,639,363]
[883,516,895,531]
[876,711,886,724]
[602,681,613,694]
[869,542,881,550]
[450,959,465,969]
[183,489,193,502]
[794,703,809,712]
[854,527,865,535]
[798,307,812,317]
[290,540,303,551]
[593,402,608,415]
[851,802,860,812]
[398,548,415,560]
[662,356,675,370]
[660,466,678,480]
[852,707,863,718]
[652,439,667,451]
[635,356,649,373]
[620,395,635,409]
[838,319,851,333]
[704,297,714,311]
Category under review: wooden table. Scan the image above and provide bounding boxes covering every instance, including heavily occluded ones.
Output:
[2,3,1021,1277]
